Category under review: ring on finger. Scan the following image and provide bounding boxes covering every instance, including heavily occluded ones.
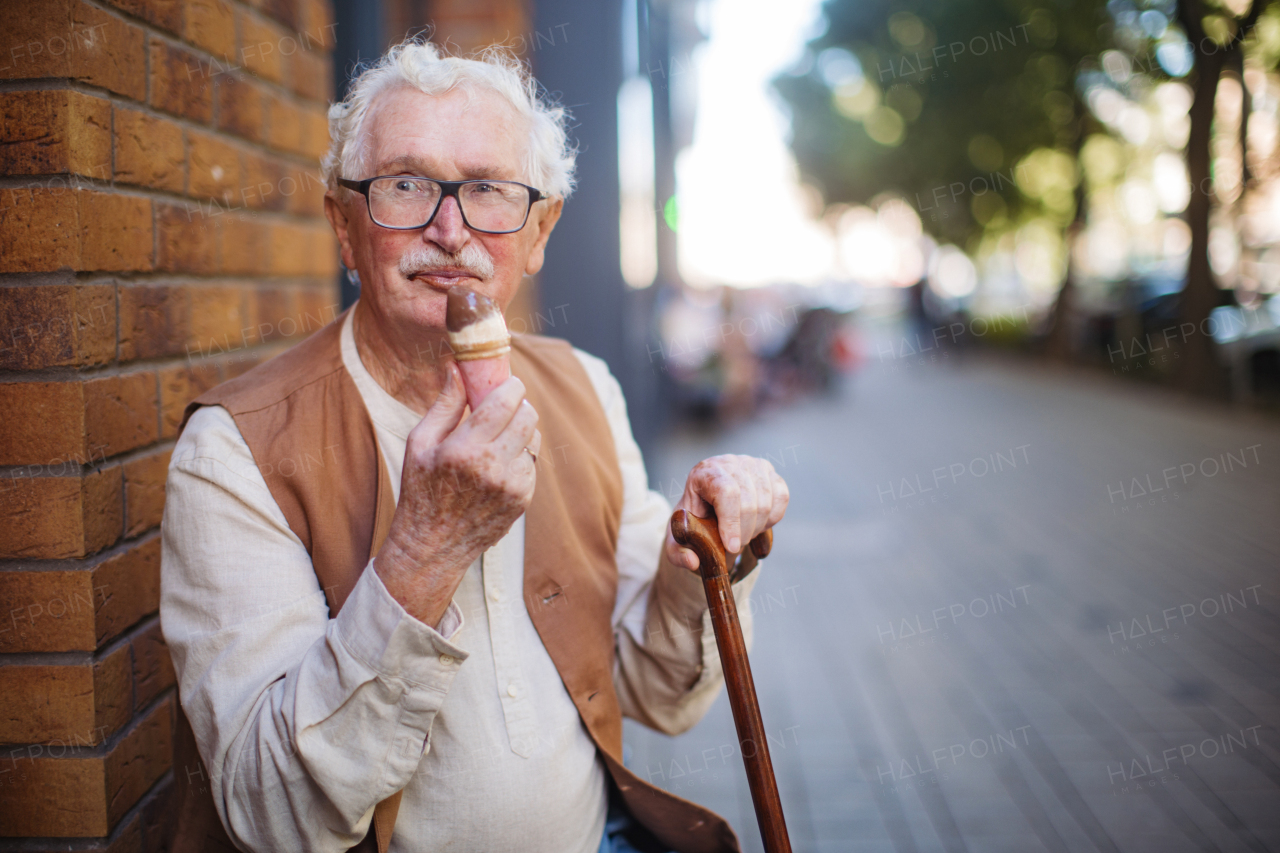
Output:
[523,446,537,463]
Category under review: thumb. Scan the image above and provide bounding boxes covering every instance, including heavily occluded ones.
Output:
[414,363,467,446]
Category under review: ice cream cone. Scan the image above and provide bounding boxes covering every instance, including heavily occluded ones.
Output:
[446,287,512,409]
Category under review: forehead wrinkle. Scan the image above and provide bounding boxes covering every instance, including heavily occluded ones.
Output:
[375,155,509,181]
[366,86,532,182]
[375,154,437,175]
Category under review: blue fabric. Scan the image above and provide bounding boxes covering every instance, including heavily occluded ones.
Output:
[596,794,652,853]
[599,742,680,845]
[599,745,673,853]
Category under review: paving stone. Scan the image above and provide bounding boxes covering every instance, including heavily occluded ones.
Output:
[625,353,1280,853]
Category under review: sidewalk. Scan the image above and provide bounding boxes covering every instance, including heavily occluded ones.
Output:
[625,354,1280,853]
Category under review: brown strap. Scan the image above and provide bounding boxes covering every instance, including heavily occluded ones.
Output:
[373,790,403,853]
[370,454,396,564]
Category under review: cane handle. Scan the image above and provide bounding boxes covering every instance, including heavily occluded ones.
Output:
[670,509,772,581]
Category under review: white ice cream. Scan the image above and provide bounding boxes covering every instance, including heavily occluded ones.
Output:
[448,312,509,350]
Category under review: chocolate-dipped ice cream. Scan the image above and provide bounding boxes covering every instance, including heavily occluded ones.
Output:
[446,287,511,361]
[445,287,512,408]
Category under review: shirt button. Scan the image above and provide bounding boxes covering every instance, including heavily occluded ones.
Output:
[507,683,518,698]
[439,654,454,665]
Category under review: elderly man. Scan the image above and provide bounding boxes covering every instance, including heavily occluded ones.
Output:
[162,41,788,853]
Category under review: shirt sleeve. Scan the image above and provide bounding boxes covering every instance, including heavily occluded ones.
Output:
[161,405,466,853]
[571,351,760,737]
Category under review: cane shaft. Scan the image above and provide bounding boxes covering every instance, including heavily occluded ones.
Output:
[670,509,791,853]
[702,574,792,853]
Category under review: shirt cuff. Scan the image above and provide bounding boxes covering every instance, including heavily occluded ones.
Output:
[334,561,469,695]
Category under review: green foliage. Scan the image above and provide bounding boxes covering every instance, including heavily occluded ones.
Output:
[774,0,1112,248]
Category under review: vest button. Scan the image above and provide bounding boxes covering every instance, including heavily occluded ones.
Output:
[507,683,518,698]
[439,654,455,665]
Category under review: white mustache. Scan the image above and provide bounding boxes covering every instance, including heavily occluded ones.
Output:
[399,244,495,281]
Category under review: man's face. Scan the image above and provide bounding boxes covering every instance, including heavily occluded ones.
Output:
[326,85,562,335]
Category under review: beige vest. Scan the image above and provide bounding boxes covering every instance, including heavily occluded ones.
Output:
[168,313,740,853]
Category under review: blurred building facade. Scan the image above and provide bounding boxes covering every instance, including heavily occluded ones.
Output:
[0,0,684,848]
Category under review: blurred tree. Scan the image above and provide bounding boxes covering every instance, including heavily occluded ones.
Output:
[1175,0,1268,396]
[774,0,1109,251]
[778,0,1280,399]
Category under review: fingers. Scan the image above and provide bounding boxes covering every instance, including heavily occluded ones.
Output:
[490,400,539,465]
[462,376,528,442]
[745,458,774,542]
[664,529,700,572]
[698,465,743,554]
[736,457,788,544]
[503,426,541,487]
[768,467,790,526]
[682,484,710,519]
[733,458,765,551]
[682,455,789,556]
[411,362,468,447]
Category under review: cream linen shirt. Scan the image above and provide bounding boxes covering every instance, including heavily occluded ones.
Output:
[161,308,760,853]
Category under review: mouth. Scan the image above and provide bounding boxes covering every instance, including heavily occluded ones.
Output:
[408,269,481,290]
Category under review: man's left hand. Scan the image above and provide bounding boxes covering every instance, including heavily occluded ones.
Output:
[664,454,789,572]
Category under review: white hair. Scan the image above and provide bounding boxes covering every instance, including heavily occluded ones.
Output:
[322,39,576,199]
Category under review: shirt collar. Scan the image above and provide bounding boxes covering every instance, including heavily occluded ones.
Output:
[340,303,424,441]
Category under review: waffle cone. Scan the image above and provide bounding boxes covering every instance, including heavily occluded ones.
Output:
[450,335,511,361]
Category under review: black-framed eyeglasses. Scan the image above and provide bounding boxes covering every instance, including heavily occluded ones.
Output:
[338,176,548,234]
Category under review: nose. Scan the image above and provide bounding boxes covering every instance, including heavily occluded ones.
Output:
[423,195,470,254]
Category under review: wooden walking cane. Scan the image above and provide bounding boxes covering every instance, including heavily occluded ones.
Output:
[670,509,793,853]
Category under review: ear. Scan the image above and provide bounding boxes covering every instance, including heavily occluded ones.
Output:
[523,197,563,277]
[324,192,359,272]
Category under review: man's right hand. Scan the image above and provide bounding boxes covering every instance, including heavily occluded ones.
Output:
[375,363,540,628]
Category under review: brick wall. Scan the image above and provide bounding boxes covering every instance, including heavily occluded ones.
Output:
[0,0,337,847]
[422,0,530,53]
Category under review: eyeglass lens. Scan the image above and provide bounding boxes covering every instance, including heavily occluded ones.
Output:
[367,177,530,232]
